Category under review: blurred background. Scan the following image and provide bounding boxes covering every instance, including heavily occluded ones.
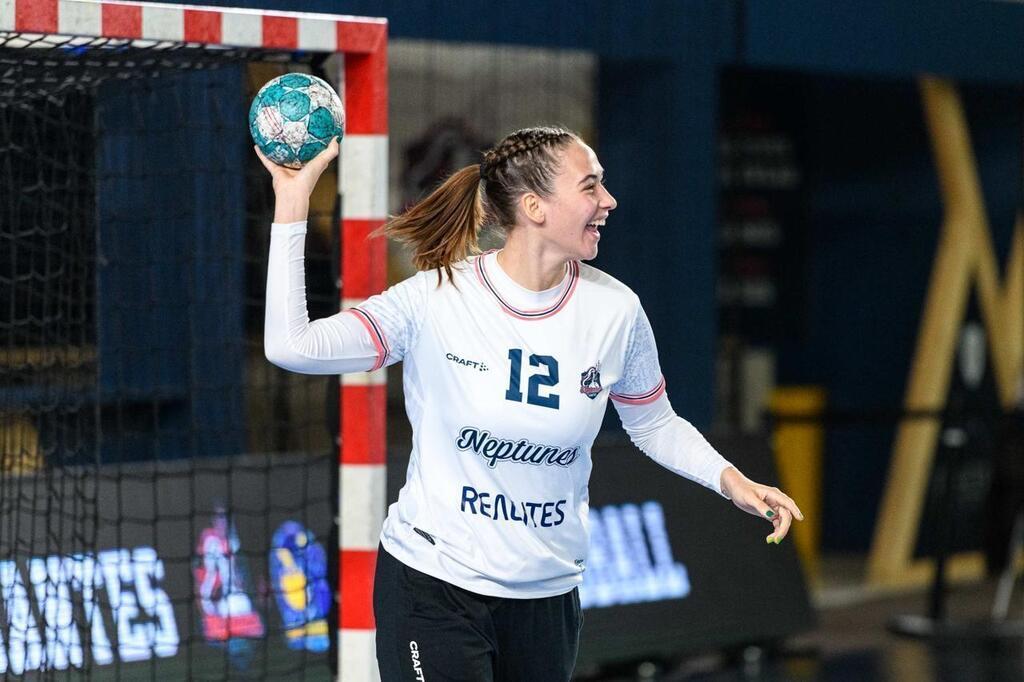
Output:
[2,1,1024,680]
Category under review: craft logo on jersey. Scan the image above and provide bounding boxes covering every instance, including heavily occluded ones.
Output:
[580,364,602,399]
[445,352,488,372]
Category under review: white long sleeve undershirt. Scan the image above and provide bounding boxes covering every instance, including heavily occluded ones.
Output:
[613,394,733,497]
[263,221,380,374]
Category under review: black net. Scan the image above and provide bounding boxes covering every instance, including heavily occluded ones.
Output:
[1,35,337,680]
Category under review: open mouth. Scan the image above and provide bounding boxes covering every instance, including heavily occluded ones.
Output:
[585,221,604,237]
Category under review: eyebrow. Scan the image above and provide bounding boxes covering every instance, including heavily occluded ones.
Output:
[577,172,604,186]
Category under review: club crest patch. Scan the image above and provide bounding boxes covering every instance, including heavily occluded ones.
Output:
[580,364,602,399]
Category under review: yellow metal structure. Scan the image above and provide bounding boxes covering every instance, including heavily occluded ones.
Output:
[770,386,826,581]
[868,77,1024,587]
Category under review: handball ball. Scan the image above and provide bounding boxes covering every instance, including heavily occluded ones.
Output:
[249,73,344,169]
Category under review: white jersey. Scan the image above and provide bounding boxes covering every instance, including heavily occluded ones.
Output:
[265,222,733,599]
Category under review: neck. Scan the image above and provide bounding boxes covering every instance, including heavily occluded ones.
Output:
[496,232,569,291]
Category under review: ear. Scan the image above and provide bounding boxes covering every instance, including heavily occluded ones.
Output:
[520,193,545,225]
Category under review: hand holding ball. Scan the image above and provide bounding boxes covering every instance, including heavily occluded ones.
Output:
[252,74,343,222]
[249,73,344,169]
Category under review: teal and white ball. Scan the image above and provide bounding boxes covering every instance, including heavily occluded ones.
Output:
[249,73,345,169]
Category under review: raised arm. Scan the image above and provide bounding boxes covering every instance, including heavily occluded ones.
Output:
[258,141,379,375]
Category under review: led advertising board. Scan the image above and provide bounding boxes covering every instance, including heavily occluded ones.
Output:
[578,434,814,665]
[1,452,333,679]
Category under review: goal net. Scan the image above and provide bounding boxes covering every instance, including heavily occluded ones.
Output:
[0,23,360,680]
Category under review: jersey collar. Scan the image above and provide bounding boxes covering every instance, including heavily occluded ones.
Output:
[475,250,579,321]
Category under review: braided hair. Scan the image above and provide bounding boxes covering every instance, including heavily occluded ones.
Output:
[380,126,578,284]
[480,127,575,229]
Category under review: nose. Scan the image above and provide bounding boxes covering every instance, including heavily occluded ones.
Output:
[599,184,617,211]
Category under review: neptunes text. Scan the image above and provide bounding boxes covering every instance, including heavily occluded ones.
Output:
[455,426,580,469]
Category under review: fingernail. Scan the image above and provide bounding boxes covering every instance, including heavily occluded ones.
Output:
[765,510,775,519]
[774,537,783,544]
[766,537,773,544]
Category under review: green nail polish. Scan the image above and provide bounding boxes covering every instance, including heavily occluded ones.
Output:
[765,510,775,519]
[766,537,772,544]
[774,537,782,544]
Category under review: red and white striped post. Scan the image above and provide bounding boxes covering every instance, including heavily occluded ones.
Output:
[337,20,389,682]
[1,4,389,680]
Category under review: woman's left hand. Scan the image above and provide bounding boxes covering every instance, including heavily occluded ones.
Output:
[719,467,804,545]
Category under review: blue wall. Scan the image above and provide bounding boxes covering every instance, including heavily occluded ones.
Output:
[97,66,247,461]
[741,1,1024,84]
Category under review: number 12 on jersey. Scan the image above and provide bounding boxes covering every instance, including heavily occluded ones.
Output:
[505,349,560,409]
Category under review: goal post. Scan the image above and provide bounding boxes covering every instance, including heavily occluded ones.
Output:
[0,2,388,680]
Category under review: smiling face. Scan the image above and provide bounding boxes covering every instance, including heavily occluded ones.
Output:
[533,140,617,262]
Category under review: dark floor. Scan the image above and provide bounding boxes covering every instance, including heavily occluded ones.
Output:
[575,566,1024,682]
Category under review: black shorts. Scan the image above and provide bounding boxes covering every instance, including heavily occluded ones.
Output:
[373,546,583,682]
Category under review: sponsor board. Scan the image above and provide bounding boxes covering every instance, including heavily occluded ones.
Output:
[580,501,690,609]
[1,451,332,676]
[0,547,178,675]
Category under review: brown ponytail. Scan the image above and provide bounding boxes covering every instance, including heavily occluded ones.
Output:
[381,126,577,285]
[379,164,483,284]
